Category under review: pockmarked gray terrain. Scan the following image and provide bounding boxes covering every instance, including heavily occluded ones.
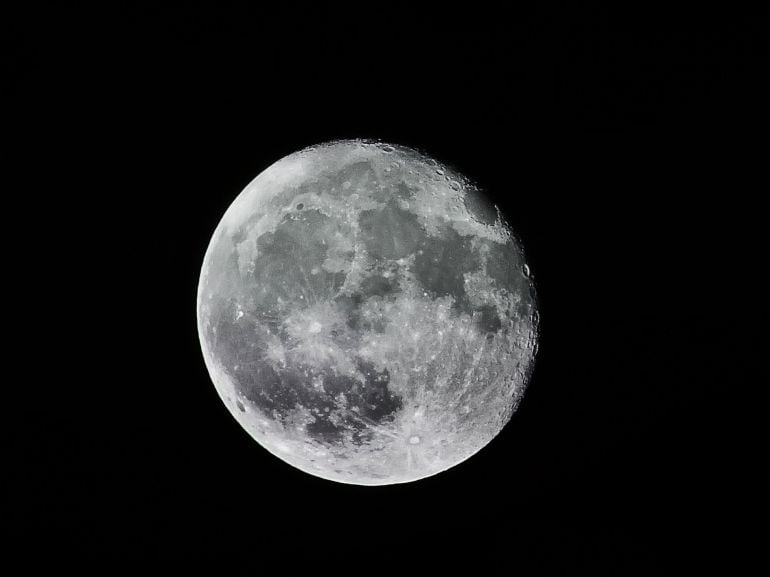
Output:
[197,140,539,485]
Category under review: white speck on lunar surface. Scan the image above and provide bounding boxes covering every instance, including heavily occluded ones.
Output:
[197,140,539,485]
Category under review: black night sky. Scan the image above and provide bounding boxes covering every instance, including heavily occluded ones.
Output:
[7,5,766,572]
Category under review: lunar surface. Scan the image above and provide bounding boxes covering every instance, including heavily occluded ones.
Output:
[197,140,539,485]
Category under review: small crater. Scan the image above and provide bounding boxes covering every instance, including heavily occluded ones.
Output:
[409,435,421,445]
[296,203,304,210]
[236,399,245,412]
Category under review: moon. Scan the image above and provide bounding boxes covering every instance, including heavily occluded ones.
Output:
[197,140,539,485]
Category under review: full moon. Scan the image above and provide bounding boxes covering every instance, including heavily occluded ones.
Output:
[197,140,539,485]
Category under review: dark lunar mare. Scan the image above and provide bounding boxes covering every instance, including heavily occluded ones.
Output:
[206,296,403,445]
[303,359,401,445]
[250,209,349,313]
[357,197,507,332]
[412,227,480,316]
[236,358,401,446]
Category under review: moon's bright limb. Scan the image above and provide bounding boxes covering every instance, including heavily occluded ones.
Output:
[197,140,539,485]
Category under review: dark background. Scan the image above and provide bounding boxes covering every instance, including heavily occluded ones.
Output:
[7,5,767,572]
